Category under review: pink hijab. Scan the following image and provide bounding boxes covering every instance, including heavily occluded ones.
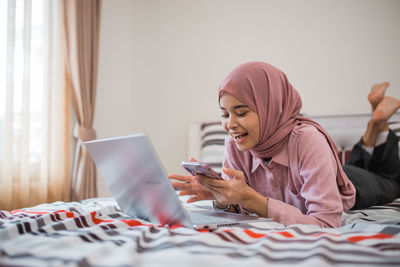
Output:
[218,62,354,194]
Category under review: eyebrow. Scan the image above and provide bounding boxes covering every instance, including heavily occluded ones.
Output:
[220,104,249,110]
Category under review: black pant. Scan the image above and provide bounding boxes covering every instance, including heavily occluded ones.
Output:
[343,130,400,210]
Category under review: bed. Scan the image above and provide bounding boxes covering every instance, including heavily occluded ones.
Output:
[1,113,400,266]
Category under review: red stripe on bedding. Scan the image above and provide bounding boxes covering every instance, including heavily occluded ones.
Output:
[272,231,295,238]
[121,219,150,227]
[90,211,112,224]
[87,211,154,227]
[89,211,148,227]
[348,233,394,243]
[10,209,76,218]
[169,225,184,229]
[244,229,266,238]
[10,209,49,215]
[54,210,76,218]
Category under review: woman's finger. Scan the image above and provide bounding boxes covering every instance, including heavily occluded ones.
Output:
[179,190,199,196]
[222,167,245,180]
[168,174,192,182]
[171,182,188,190]
[187,196,209,203]
[187,196,200,203]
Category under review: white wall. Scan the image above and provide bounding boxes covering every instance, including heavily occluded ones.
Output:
[95,0,400,196]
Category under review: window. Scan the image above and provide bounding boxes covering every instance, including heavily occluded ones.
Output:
[0,0,70,210]
[0,0,44,166]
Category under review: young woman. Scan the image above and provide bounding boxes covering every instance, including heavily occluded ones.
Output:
[169,62,400,227]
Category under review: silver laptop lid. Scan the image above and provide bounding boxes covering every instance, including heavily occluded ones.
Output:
[85,133,192,228]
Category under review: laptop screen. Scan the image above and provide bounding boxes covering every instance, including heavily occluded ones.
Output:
[85,134,192,227]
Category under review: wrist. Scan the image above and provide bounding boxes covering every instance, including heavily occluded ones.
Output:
[241,187,258,207]
[241,188,269,217]
[213,200,231,212]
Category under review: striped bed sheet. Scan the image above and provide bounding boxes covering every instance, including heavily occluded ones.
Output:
[1,197,399,266]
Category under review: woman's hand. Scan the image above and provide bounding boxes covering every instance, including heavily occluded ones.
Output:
[198,167,269,217]
[168,158,215,203]
[169,173,215,203]
[196,167,253,206]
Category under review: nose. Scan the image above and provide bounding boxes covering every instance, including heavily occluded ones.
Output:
[226,116,238,130]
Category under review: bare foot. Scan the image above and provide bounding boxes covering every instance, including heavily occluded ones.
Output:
[368,82,389,110]
[372,96,400,122]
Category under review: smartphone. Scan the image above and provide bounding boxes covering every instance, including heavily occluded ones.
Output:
[181,161,223,180]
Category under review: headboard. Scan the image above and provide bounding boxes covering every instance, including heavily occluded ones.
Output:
[188,112,400,173]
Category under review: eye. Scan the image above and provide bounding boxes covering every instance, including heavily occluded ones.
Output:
[237,111,248,117]
[221,113,229,119]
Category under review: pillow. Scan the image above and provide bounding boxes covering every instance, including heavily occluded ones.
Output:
[199,122,227,174]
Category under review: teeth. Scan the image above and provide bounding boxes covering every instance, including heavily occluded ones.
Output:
[233,133,247,139]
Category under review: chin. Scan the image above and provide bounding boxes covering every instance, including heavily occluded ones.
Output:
[235,144,251,152]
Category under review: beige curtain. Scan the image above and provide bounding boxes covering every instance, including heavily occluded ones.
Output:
[63,0,101,201]
[0,0,70,210]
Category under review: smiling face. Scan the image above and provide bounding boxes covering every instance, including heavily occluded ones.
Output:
[219,93,260,151]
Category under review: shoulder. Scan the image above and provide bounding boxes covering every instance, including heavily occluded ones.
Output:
[291,123,323,137]
[289,123,328,147]
[288,123,337,168]
[288,123,335,160]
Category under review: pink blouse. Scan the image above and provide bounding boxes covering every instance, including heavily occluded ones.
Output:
[222,124,356,228]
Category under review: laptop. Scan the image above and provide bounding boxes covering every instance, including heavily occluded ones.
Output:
[85,133,268,229]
